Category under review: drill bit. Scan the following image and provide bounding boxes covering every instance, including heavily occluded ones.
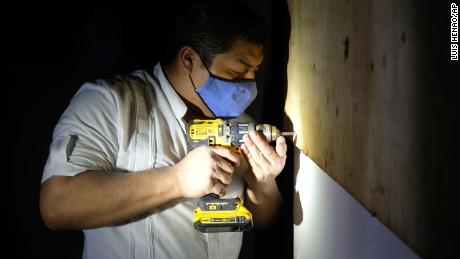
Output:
[281,131,297,143]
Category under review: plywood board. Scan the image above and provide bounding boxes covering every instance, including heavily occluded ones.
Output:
[286,0,424,255]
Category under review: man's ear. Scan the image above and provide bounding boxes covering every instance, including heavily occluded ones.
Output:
[178,46,196,74]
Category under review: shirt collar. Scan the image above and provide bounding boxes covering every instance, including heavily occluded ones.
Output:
[153,62,188,120]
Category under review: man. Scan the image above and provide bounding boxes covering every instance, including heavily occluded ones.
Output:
[40,1,287,258]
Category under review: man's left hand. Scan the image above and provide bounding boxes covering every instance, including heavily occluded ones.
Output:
[241,131,287,188]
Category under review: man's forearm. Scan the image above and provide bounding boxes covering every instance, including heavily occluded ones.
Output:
[245,180,282,228]
[40,166,181,230]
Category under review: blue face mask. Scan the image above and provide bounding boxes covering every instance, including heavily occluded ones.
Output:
[190,69,257,118]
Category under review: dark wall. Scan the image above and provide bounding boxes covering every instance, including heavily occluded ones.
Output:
[416,1,458,257]
[6,5,182,259]
[6,2,293,259]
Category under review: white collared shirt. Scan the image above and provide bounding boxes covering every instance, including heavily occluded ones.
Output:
[42,63,250,259]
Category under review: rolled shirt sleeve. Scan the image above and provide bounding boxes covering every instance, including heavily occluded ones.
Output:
[42,82,119,183]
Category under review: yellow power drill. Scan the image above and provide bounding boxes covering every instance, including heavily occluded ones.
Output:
[188,118,294,233]
[187,118,294,153]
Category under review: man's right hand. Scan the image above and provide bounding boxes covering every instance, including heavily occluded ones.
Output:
[40,145,239,230]
[173,146,240,198]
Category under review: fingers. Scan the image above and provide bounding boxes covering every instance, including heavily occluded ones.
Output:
[276,136,287,158]
[243,131,277,167]
[212,164,233,185]
[240,143,258,169]
[211,181,226,197]
[212,146,240,167]
[210,154,233,186]
[213,154,234,174]
[248,131,281,162]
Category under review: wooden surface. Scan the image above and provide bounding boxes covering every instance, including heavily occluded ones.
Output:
[285,0,424,255]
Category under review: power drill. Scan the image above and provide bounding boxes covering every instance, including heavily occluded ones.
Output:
[188,119,294,233]
[187,118,295,153]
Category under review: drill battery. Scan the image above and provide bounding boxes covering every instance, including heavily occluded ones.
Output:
[193,194,253,233]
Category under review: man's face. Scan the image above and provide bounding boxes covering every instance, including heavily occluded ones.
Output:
[193,38,264,86]
[184,38,263,117]
[210,38,264,80]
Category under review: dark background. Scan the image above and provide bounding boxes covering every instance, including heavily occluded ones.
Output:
[5,1,292,258]
[416,1,458,258]
[5,0,458,258]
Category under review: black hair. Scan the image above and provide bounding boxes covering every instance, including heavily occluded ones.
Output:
[161,0,268,67]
